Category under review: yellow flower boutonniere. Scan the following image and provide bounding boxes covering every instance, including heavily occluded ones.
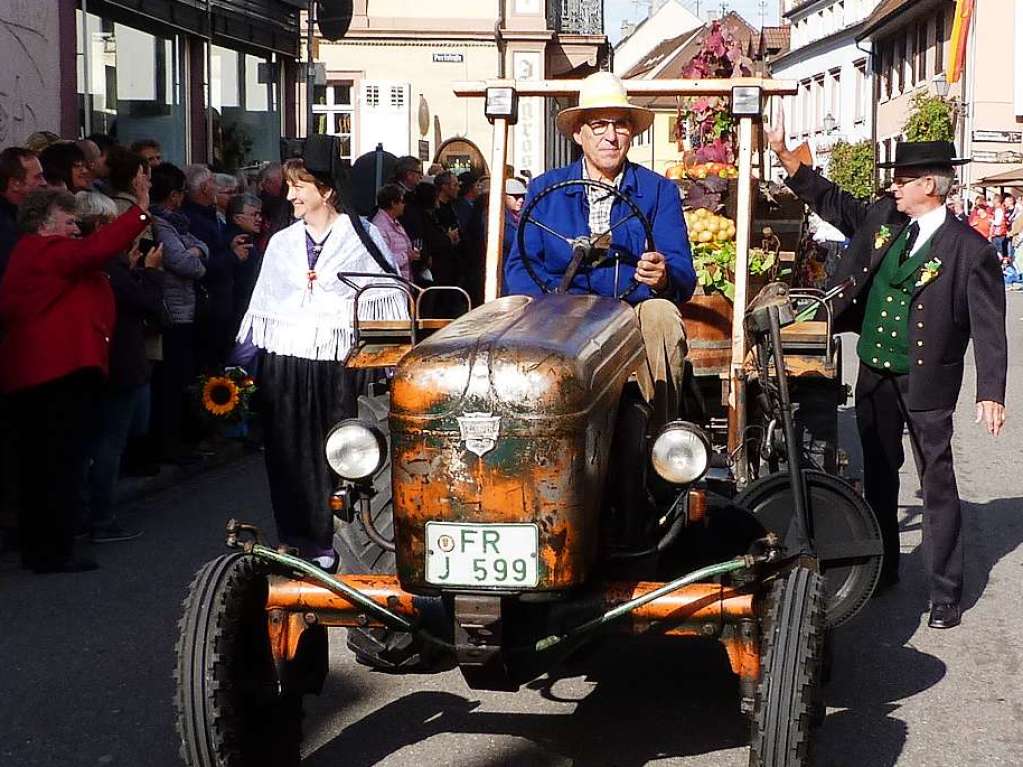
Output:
[916,257,943,287]
[874,225,892,250]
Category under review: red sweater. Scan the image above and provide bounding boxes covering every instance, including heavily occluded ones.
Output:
[0,206,151,393]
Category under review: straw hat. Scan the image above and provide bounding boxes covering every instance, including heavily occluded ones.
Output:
[555,72,654,138]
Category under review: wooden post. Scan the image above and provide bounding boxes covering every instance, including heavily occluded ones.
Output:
[484,118,510,303]
[728,116,755,485]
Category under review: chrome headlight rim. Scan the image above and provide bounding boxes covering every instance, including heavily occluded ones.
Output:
[324,419,387,481]
[650,420,711,485]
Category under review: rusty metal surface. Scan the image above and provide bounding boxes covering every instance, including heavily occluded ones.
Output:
[453,595,517,691]
[266,574,751,633]
[346,343,412,369]
[389,294,646,592]
[266,574,419,618]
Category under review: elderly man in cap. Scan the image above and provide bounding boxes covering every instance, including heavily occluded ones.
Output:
[504,72,695,426]
[767,115,1007,629]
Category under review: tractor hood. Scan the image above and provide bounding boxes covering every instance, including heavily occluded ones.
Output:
[389,293,645,594]
[391,294,644,426]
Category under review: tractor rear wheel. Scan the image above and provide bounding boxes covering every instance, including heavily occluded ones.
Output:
[175,553,317,767]
[749,565,826,767]
[333,392,428,671]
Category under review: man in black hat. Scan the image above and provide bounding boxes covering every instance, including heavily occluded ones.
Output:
[767,116,1007,629]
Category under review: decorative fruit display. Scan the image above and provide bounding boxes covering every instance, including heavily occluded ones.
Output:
[687,162,739,180]
[684,208,736,244]
[664,161,739,181]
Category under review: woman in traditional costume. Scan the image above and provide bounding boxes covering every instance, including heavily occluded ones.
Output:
[235,144,406,569]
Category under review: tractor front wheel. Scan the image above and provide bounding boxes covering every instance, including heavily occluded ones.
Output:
[175,554,317,767]
[749,565,826,767]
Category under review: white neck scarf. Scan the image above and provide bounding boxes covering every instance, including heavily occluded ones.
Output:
[238,215,409,361]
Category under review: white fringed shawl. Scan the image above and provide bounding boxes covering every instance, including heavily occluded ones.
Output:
[237,215,409,361]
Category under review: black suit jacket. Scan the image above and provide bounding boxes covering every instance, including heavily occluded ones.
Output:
[787,164,1006,410]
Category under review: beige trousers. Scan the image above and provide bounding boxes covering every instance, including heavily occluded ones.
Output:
[634,299,688,426]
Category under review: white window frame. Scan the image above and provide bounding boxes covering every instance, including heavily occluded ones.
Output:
[311,81,356,162]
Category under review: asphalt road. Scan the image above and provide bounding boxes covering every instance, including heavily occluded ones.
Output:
[3,295,1023,767]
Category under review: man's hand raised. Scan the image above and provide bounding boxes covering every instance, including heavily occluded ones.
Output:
[764,106,802,178]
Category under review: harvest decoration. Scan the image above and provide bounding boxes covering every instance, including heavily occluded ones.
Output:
[200,368,257,421]
[691,242,776,302]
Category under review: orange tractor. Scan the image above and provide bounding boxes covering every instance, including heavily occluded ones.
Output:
[175,78,881,767]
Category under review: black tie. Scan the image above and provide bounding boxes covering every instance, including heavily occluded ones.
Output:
[902,222,920,263]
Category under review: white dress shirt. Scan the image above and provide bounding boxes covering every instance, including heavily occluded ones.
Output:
[909,204,948,258]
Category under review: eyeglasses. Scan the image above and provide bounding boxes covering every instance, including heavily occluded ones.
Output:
[585,119,633,137]
[891,175,928,188]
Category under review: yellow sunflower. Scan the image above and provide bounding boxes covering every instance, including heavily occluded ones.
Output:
[202,376,240,417]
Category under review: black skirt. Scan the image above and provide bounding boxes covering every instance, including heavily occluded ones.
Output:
[259,352,356,555]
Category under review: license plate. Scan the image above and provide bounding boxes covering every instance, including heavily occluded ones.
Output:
[425,522,539,588]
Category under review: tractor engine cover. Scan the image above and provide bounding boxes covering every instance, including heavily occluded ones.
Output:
[390,294,645,594]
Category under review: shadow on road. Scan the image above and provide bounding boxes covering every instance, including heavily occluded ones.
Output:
[304,637,748,766]
[816,494,1023,767]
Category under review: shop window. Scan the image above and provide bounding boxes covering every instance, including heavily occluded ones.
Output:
[76,11,187,164]
[210,45,281,170]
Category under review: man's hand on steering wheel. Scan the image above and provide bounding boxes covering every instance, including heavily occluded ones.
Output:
[635,251,668,292]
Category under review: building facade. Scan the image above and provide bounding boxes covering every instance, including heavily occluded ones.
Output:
[308,0,608,177]
[621,12,762,174]
[612,0,703,77]
[1,0,302,169]
[769,0,882,179]
[859,0,1023,192]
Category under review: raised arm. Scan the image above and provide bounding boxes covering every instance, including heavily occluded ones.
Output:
[765,109,871,237]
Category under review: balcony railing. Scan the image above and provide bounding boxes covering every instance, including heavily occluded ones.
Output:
[549,0,604,35]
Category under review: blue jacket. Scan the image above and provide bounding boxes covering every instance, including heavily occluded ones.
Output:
[504,160,695,304]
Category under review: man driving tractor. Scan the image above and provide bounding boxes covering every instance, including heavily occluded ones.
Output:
[504,72,696,426]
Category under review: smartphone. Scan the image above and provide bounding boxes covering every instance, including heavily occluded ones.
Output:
[137,237,156,254]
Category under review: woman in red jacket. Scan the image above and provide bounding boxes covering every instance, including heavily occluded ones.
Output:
[0,176,151,573]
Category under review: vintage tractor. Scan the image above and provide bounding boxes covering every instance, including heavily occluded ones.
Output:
[174,78,882,767]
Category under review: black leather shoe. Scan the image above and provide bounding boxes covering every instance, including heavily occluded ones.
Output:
[928,602,961,629]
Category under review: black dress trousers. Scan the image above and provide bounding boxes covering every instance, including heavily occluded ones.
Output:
[259,353,356,556]
[855,362,963,605]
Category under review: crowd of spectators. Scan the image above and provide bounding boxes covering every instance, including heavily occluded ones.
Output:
[0,128,525,574]
[965,192,1023,287]
[0,131,291,573]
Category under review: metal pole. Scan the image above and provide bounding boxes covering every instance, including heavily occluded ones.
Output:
[306,0,316,136]
[768,305,813,553]
[374,142,384,192]
[82,0,92,137]
[206,1,214,165]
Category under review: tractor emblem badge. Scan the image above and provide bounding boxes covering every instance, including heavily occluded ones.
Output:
[457,412,501,457]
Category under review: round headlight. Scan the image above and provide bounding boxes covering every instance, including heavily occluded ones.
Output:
[324,420,386,480]
[651,421,710,485]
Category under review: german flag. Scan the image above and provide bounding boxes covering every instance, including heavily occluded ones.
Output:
[946,0,973,84]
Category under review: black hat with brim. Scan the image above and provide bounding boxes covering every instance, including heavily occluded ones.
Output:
[877,140,970,168]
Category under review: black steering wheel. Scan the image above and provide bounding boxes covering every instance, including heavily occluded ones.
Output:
[515,178,657,301]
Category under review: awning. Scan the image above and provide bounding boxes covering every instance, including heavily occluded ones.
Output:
[974,166,1023,187]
